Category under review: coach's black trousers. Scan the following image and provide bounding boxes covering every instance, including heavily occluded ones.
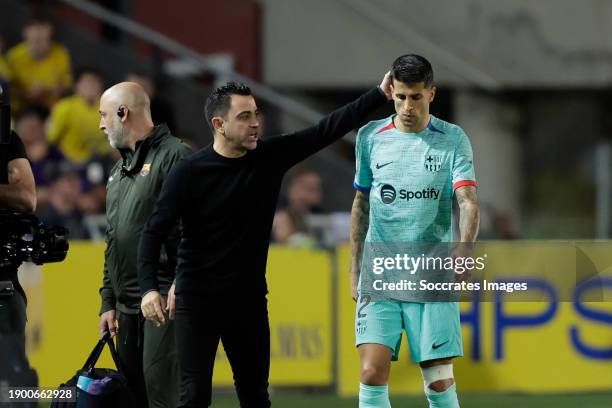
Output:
[116,311,180,408]
[175,293,271,408]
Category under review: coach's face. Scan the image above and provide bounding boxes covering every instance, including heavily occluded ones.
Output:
[391,79,435,132]
[221,94,261,151]
[99,97,126,149]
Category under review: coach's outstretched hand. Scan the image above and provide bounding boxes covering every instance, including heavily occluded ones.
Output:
[379,71,393,101]
[141,290,167,327]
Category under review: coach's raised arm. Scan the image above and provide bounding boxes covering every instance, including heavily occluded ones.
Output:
[136,73,391,407]
[256,72,392,169]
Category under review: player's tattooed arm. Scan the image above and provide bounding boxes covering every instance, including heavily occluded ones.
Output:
[350,191,370,300]
[455,185,480,243]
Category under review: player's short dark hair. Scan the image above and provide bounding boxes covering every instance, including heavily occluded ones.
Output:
[204,82,252,132]
[391,54,434,87]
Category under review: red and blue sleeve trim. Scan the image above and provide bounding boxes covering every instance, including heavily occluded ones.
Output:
[353,182,371,193]
[453,180,478,190]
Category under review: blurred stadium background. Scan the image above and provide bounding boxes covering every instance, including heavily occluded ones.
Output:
[1,0,611,406]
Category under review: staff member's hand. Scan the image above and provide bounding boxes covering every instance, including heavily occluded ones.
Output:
[379,71,393,100]
[99,310,117,337]
[141,291,166,326]
[166,282,176,320]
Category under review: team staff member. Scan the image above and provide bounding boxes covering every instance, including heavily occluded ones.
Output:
[0,123,37,388]
[97,82,192,408]
[138,73,393,407]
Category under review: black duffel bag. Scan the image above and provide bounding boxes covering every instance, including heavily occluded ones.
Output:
[51,331,135,407]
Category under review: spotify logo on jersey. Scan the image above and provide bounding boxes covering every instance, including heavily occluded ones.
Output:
[380,184,441,204]
[380,184,397,204]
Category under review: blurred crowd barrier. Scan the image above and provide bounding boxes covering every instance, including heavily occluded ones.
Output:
[19,242,612,395]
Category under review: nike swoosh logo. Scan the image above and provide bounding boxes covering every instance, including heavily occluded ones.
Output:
[376,162,392,169]
[432,340,449,350]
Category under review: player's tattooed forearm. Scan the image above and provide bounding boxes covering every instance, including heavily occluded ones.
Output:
[456,186,480,242]
[455,185,477,206]
[350,192,370,243]
[350,192,370,272]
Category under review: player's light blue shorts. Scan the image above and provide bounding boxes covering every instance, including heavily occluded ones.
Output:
[355,296,463,363]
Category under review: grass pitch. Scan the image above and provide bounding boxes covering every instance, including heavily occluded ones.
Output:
[209,391,612,407]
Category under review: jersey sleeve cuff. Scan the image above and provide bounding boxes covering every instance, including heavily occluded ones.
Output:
[353,182,371,193]
[453,180,478,190]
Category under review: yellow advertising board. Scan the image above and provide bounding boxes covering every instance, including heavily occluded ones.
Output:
[22,241,612,394]
[336,243,612,395]
[26,244,333,388]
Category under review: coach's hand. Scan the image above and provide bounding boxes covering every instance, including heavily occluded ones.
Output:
[141,291,166,327]
[166,282,176,320]
[379,71,393,100]
[99,310,117,337]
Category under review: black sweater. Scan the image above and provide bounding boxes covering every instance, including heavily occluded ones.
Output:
[137,87,387,296]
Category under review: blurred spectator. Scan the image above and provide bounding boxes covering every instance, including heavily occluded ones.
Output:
[77,154,113,215]
[272,208,317,248]
[491,211,518,240]
[37,166,90,240]
[283,167,325,214]
[272,167,325,247]
[47,67,109,164]
[15,107,67,207]
[125,72,176,132]
[6,16,72,114]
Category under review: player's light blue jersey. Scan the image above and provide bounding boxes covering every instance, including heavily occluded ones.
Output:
[354,114,476,244]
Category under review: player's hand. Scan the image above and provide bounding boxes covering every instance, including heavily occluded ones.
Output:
[99,310,117,337]
[452,242,474,283]
[141,291,166,326]
[351,287,358,302]
[350,266,359,302]
[379,71,393,100]
[166,282,176,320]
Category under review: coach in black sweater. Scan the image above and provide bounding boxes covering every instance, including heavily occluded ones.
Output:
[137,73,391,407]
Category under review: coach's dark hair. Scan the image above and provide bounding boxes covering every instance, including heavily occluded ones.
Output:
[204,82,252,133]
[391,54,434,87]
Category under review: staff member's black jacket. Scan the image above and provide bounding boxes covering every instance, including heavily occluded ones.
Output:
[138,87,387,297]
[100,124,192,314]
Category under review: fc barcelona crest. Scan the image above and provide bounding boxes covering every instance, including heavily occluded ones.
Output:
[140,163,151,177]
[424,155,442,172]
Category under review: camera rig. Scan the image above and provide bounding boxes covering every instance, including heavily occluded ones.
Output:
[0,209,69,268]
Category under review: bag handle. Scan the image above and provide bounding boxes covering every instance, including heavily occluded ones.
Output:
[106,332,124,374]
[81,331,124,374]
